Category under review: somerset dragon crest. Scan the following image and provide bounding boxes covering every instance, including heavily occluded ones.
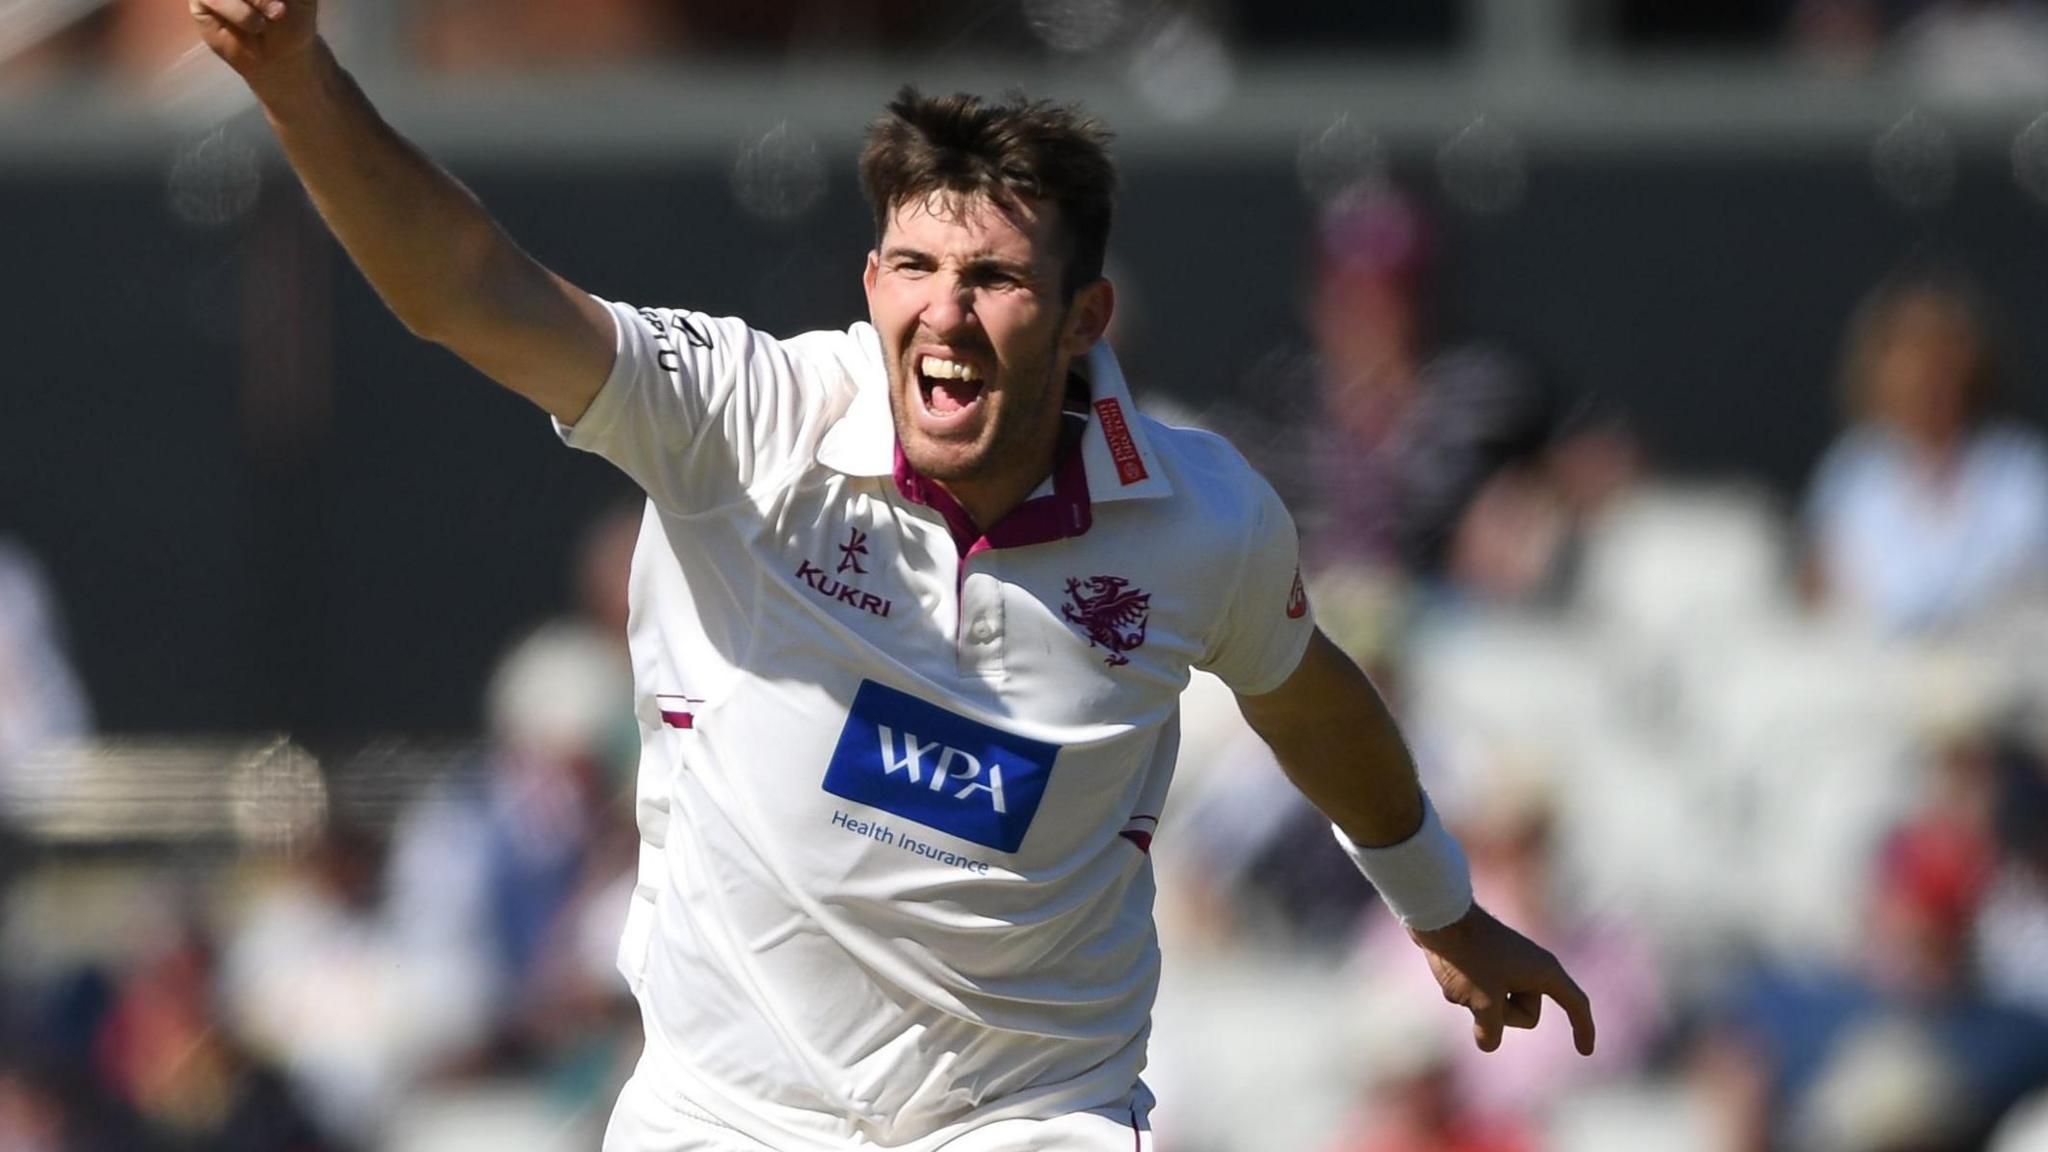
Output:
[1061,576,1151,667]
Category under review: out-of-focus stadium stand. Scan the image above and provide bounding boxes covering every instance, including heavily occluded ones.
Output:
[5,1,2048,1149]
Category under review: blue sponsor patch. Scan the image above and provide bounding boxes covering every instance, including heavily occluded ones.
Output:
[822,680,1059,854]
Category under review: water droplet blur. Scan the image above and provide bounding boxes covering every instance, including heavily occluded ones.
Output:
[167,127,262,229]
[1128,13,1235,123]
[1023,0,1125,55]
[731,122,827,224]
[1297,113,1388,206]
[1437,116,1526,215]
[2015,112,2048,208]
[1871,110,1955,211]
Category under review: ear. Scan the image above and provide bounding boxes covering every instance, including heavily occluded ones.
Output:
[1060,278,1116,359]
[863,249,880,300]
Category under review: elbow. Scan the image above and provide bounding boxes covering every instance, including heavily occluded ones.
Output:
[397,226,511,346]
[392,294,465,345]
[395,309,442,344]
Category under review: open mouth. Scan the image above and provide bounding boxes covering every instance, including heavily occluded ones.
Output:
[916,353,987,419]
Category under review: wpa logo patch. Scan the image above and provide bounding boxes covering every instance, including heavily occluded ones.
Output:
[822,681,1059,854]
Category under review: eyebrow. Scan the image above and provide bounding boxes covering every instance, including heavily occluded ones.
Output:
[880,246,1040,279]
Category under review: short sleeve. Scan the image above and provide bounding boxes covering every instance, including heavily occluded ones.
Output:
[555,298,863,514]
[1200,474,1316,695]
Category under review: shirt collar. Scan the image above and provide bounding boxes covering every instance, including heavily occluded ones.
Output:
[816,325,1174,506]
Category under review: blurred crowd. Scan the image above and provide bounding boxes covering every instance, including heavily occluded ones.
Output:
[6,20,2048,1139]
[1139,185,2048,1152]
[0,506,646,1152]
[7,0,2048,91]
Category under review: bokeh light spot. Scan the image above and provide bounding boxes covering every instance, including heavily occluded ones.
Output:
[1871,110,1955,212]
[166,127,262,229]
[731,122,827,224]
[1437,115,1527,215]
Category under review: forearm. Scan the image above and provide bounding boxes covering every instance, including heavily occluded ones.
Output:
[1267,679,1423,846]
[251,41,520,342]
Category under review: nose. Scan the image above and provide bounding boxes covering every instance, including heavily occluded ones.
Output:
[919,272,977,338]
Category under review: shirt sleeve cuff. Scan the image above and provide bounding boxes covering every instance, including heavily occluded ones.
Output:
[552,297,638,449]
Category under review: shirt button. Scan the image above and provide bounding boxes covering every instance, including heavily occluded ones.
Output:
[971,620,996,643]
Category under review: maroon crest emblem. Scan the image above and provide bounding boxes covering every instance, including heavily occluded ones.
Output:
[1061,576,1151,667]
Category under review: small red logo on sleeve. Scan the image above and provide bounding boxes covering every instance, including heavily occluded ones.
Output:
[1286,568,1308,619]
[1092,399,1149,485]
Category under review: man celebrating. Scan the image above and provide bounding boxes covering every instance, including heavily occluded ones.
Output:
[191,2,1596,1148]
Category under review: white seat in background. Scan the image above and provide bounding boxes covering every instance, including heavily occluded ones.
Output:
[1576,484,1793,657]
[1405,613,1609,766]
[383,1082,597,1152]
[1676,623,1924,963]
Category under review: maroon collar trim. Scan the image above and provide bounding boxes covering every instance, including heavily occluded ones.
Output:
[892,442,1093,559]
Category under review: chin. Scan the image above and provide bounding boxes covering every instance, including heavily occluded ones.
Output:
[902,440,987,483]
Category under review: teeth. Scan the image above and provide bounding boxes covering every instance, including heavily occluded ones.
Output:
[919,355,982,383]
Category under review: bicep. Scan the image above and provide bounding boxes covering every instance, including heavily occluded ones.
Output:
[433,248,617,425]
[1234,628,1423,844]
[1233,628,1368,744]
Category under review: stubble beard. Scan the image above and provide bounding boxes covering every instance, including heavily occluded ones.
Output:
[889,331,1066,488]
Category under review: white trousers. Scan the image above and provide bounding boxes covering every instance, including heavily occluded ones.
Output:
[602,1068,1153,1152]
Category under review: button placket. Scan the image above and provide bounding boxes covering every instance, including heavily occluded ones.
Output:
[956,562,1006,675]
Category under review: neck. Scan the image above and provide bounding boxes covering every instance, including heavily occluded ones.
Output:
[934,459,1053,532]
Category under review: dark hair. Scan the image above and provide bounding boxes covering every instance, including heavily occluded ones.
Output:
[859,86,1116,299]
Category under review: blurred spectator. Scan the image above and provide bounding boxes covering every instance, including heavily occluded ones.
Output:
[0,1064,69,1152]
[1789,0,1892,63]
[220,825,465,1148]
[1788,0,2048,92]
[1229,186,1635,611]
[1804,268,2048,635]
[1975,736,2048,1018]
[1320,1047,1536,1152]
[1896,0,2048,101]
[406,0,992,70]
[1231,189,1560,578]
[1697,800,2048,1152]
[386,622,634,1021]
[384,506,639,1094]
[1614,0,2048,89]
[409,0,687,73]
[99,918,336,1152]
[0,539,93,813]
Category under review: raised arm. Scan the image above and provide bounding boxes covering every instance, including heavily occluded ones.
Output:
[1236,628,1597,1056]
[190,0,614,424]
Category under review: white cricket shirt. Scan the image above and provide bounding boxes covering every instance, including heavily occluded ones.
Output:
[558,298,1314,1150]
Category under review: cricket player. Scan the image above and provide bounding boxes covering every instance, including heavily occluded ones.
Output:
[191,2,1597,1148]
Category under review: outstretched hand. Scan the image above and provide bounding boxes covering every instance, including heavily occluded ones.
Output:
[190,0,319,82]
[1410,904,1597,1056]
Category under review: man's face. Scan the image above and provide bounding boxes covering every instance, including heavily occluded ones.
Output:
[863,191,1112,521]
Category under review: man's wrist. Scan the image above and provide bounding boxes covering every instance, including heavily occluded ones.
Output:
[247,37,337,114]
[1332,791,1474,931]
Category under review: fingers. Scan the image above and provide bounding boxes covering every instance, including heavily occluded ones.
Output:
[1504,990,1542,1030]
[1469,995,1504,1053]
[1545,969,1598,1056]
[194,0,272,35]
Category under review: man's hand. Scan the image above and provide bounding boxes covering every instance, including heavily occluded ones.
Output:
[190,0,318,84]
[1411,904,1597,1056]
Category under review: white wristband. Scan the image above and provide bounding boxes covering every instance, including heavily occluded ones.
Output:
[1333,793,1474,932]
